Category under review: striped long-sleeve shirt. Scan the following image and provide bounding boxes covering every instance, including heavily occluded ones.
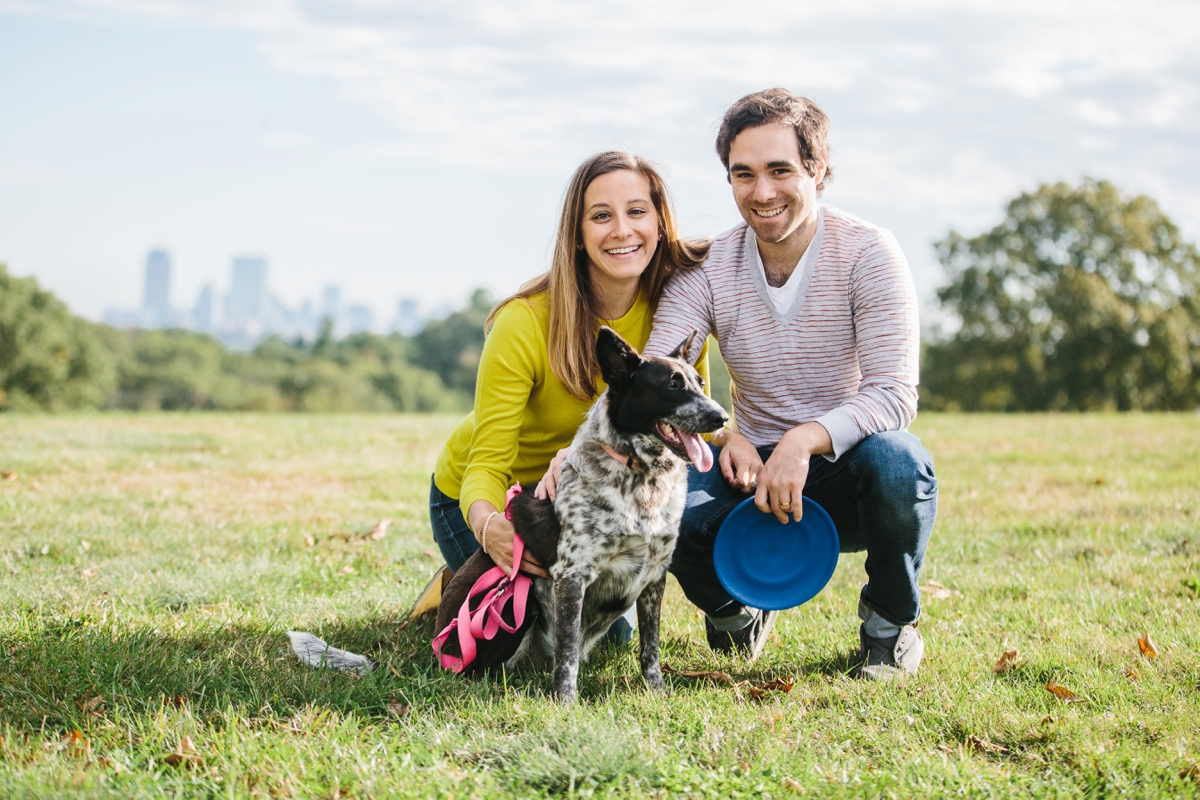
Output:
[645,204,920,461]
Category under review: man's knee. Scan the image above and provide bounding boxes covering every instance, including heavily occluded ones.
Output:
[853,431,937,507]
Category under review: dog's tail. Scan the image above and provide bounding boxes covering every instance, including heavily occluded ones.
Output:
[287,631,374,675]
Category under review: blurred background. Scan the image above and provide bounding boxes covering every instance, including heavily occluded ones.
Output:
[2,0,1198,413]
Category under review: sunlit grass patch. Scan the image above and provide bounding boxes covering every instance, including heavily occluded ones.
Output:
[2,412,1199,796]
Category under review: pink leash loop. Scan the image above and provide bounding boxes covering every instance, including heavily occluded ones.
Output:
[432,485,532,673]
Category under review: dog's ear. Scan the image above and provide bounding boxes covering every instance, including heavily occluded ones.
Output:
[667,329,700,364]
[596,326,642,386]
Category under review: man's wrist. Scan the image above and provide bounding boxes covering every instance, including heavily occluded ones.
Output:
[780,422,832,457]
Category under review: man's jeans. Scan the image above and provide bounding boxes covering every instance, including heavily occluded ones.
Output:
[669,430,937,628]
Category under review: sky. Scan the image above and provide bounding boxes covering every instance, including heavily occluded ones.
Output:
[2,0,1199,326]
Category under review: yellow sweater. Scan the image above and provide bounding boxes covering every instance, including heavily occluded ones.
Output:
[434,290,710,523]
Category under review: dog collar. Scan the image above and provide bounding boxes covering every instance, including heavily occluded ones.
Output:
[601,443,640,470]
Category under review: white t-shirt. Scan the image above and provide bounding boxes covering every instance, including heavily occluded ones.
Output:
[755,226,816,316]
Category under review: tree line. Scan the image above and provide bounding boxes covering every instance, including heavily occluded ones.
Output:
[3,179,1198,414]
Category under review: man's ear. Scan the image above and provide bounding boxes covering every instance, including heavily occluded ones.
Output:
[667,329,699,364]
[596,326,642,386]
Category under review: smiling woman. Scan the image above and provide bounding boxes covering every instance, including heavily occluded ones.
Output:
[427,151,713,593]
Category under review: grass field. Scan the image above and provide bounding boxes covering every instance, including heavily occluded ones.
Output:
[1,413,1198,798]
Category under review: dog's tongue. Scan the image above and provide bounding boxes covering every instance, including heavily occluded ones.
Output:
[682,431,713,472]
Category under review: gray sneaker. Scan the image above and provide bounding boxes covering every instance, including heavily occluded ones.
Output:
[856,624,923,681]
[706,608,777,661]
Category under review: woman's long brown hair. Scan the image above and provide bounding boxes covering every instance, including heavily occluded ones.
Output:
[486,151,710,400]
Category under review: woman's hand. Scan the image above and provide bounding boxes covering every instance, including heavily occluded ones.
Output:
[468,500,549,578]
[533,447,570,501]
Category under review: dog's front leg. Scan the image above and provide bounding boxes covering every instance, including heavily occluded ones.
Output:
[552,573,586,704]
[636,573,667,691]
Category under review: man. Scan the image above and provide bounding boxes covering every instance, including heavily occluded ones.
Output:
[645,88,937,680]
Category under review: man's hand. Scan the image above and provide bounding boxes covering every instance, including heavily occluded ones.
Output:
[533,448,570,501]
[718,430,762,493]
[754,422,833,524]
[468,500,549,578]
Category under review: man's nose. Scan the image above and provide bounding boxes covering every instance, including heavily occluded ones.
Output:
[752,178,776,204]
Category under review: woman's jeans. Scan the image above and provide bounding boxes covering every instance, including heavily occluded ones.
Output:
[429,477,481,573]
[670,431,937,628]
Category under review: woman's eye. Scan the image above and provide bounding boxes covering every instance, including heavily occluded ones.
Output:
[629,207,646,216]
[591,212,610,222]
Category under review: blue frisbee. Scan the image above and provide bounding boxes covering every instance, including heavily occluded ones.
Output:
[713,496,840,611]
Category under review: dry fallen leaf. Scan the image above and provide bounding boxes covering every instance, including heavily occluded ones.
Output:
[340,564,357,575]
[936,744,954,754]
[422,549,439,559]
[1045,680,1086,703]
[782,776,806,793]
[166,694,187,708]
[662,664,734,684]
[365,519,392,541]
[163,736,203,768]
[992,649,1020,672]
[304,535,315,548]
[921,580,953,600]
[1,471,16,481]
[1125,668,1139,681]
[757,676,796,692]
[80,540,90,551]
[967,734,1010,755]
[1180,762,1200,782]
[80,695,105,716]
[81,568,97,579]
[1137,634,1159,659]
[387,693,410,718]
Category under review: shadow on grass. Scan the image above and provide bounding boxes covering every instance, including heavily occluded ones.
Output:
[0,613,684,734]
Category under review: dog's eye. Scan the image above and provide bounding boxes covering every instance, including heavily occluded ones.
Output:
[698,377,706,389]
[670,374,683,390]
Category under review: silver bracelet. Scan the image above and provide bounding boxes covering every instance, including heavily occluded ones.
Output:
[479,511,500,553]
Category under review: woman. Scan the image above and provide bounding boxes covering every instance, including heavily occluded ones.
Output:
[429,151,711,589]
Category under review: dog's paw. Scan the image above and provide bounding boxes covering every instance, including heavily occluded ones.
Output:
[642,671,666,692]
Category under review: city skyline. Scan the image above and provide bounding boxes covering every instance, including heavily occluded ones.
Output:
[103,248,436,348]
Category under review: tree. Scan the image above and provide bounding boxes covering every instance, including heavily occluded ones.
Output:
[413,288,494,396]
[922,179,1200,411]
[0,265,114,410]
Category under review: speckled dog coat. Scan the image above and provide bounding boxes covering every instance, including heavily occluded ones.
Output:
[506,326,728,703]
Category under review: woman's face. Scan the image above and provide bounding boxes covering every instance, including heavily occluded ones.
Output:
[580,169,661,299]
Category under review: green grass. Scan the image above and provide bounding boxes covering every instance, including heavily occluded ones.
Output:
[1,413,1198,798]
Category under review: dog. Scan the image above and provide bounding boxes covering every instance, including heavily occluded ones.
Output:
[434,326,728,703]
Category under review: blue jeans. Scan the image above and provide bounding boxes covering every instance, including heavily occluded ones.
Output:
[669,431,937,627]
[429,476,481,573]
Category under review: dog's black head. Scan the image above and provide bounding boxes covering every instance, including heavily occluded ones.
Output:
[596,327,729,472]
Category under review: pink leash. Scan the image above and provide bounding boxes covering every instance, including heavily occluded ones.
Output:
[432,485,532,673]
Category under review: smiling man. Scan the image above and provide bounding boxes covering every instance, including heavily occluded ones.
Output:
[646,88,938,680]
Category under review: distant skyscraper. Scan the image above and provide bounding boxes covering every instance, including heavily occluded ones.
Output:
[142,249,171,327]
[192,285,214,332]
[225,256,267,325]
[344,304,374,334]
[321,285,341,323]
[392,297,422,335]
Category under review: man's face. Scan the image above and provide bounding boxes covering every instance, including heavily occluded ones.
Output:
[727,123,826,246]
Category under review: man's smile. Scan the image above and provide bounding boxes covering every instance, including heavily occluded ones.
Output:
[753,205,786,218]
